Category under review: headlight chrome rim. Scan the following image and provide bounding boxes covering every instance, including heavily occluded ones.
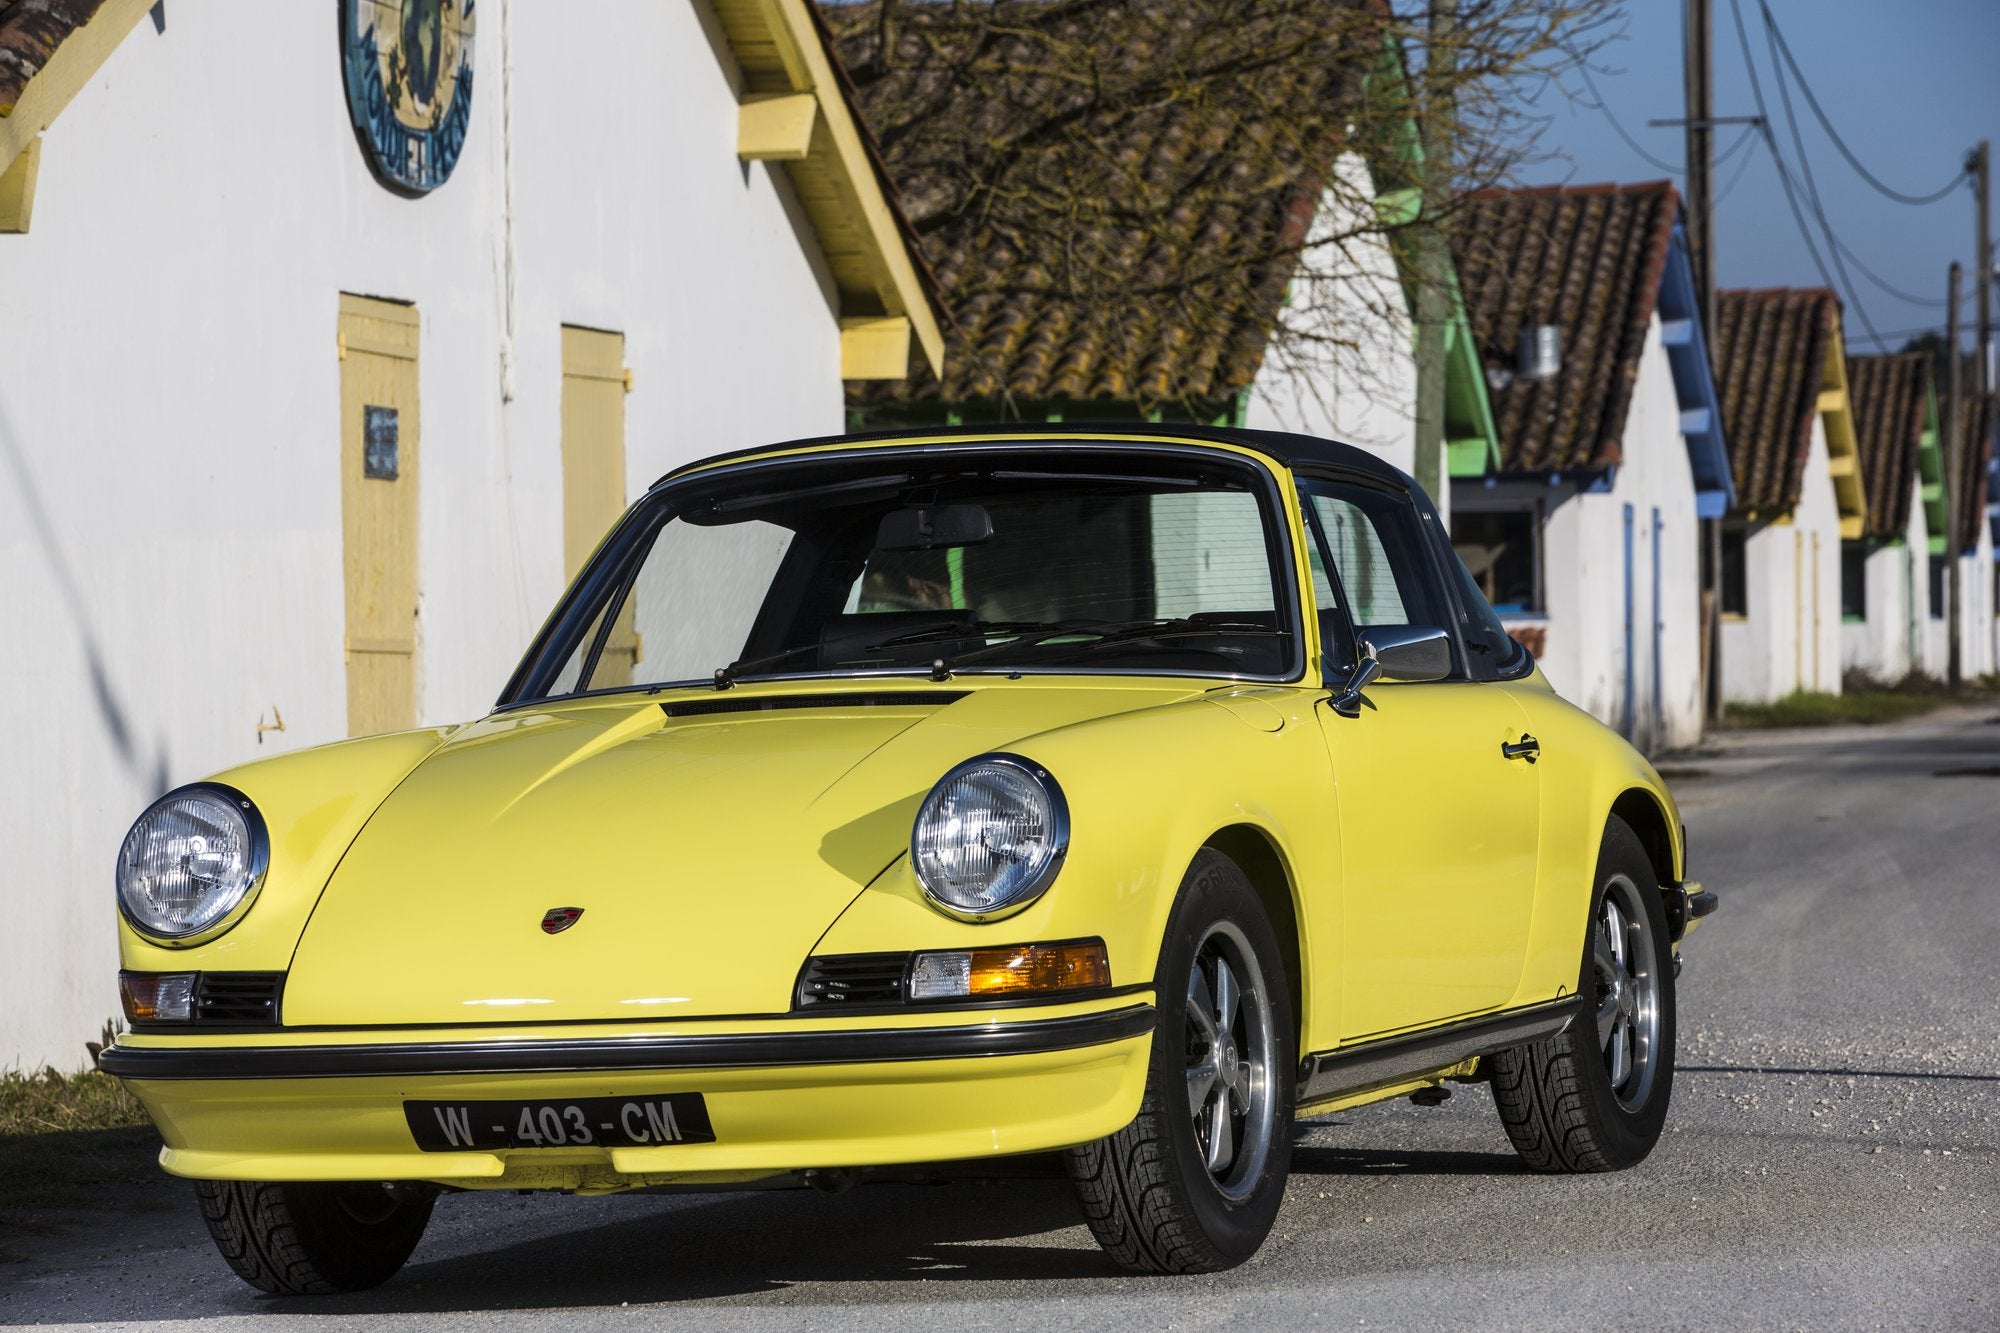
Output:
[115,782,270,945]
[911,753,1069,923]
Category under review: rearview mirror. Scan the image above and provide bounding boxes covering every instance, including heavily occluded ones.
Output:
[876,504,994,551]
[1329,624,1451,718]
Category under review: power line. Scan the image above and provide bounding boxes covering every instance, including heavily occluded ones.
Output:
[1724,0,1881,346]
[1571,59,1755,179]
[1758,0,1969,207]
[1754,0,1887,347]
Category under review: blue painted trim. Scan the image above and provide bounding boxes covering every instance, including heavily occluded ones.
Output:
[1657,218,1736,514]
[1622,503,1636,740]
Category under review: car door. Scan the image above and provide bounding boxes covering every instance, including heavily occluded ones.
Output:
[1299,475,1542,1040]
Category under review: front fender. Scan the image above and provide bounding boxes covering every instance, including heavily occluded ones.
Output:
[117,727,458,973]
[809,688,1343,1050]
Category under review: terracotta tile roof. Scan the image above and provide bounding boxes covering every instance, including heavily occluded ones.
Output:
[0,0,105,116]
[1712,288,1837,516]
[1450,181,1679,473]
[823,1,1359,410]
[1846,353,1931,541]
[1958,391,1994,552]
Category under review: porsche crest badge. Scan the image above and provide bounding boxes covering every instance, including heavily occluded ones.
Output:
[540,907,584,935]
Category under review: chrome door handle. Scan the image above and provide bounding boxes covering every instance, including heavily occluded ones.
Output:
[1501,735,1540,763]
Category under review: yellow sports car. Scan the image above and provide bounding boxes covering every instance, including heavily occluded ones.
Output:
[102,424,1714,1291]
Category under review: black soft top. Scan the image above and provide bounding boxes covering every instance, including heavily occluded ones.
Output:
[651,421,1412,492]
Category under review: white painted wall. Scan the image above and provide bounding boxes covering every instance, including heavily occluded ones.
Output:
[1243,154,1419,486]
[1720,419,1844,702]
[1958,520,1996,678]
[0,3,850,1070]
[1467,317,1702,753]
[1908,488,1943,678]
[1842,539,1916,682]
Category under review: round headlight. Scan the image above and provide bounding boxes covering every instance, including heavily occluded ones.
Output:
[912,754,1069,921]
[116,784,268,941]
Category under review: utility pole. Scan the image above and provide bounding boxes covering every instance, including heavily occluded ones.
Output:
[1412,0,1457,523]
[1683,0,1724,726]
[1976,139,1991,396]
[1946,261,1963,687]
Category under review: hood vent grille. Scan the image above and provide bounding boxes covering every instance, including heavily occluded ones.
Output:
[795,953,910,1009]
[664,691,965,719]
[194,972,286,1025]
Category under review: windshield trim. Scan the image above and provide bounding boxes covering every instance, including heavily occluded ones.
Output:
[494,440,1309,710]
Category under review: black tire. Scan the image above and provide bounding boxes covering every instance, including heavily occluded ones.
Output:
[1489,815,1676,1172]
[1065,848,1296,1273]
[194,1179,434,1295]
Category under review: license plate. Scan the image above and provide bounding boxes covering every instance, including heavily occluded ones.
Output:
[404,1093,715,1152]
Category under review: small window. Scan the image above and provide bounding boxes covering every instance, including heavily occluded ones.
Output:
[1451,508,1539,613]
[1720,528,1748,617]
[1929,554,1948,621]
[1298,480,1448,673]
[1840,543,1867,620]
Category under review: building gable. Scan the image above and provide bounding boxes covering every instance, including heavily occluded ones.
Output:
[0,0,152,231]
[1713,288,1862,531]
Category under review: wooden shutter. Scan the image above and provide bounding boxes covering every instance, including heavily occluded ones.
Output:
[561,325,635,683]
[339,294,421,736]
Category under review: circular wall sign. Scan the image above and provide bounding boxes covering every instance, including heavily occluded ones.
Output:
[341,0,477,195]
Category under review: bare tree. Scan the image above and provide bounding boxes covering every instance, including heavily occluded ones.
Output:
[826,0,1624,425]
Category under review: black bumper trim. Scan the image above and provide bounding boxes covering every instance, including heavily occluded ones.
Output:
[97,1003,1157,1081]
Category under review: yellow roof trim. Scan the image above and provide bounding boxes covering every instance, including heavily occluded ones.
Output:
[1816,322,1867,532]
[713,0,943,379]
[0,0,151,177]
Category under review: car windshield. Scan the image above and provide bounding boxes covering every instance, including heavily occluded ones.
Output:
[512,446,1301,701]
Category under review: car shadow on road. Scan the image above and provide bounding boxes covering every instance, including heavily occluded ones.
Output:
[1289,1143,1525,1179]
[254,1180,1121,1315]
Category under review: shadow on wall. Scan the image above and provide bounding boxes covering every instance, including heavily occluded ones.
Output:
[0,397,171,800]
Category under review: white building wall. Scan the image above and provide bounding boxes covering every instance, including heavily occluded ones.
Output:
[0,4,849,1070]
[1243,154,1419,483]
[1959,521,1997,678]
[1907,487,1943,677]
[1843,541,1914,682]
[1499,317,1701,752]
[1720,420,1843,702]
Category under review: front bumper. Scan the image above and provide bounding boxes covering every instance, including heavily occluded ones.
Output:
[101,1002,1154,1190]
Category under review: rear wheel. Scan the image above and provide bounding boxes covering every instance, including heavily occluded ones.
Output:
[1488,816,1675,1171]
[194,1179,434,1295]
[1065,848,1295,1273]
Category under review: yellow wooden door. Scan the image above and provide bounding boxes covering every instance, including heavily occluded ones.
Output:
[339,294,421,736]
[561,325,635,684]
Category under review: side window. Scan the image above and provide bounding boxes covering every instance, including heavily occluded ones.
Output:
[1300,479,1451,673]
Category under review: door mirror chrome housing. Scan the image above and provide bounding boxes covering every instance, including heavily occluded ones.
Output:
[1329,625,1452,717]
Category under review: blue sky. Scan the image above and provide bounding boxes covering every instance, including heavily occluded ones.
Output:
[1517,0,2000,358]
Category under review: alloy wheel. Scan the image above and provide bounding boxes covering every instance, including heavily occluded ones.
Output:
[1183,920,1277,1201]
[1593,873,1662,1111]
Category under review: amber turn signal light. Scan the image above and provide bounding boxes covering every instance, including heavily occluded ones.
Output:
[120,971,196,1023]
[908,939,1110,1001]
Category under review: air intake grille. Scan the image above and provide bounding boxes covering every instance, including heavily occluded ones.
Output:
[194,972,285,1025]
[795,953,910,1009]
[664,692,965,719]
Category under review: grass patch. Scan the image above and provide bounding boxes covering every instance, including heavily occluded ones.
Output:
[1719,674,2000,730]
[0,1068,161,1210]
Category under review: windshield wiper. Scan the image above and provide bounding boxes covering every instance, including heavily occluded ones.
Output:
[705,620,1109,690]
[1079,618,1288,650]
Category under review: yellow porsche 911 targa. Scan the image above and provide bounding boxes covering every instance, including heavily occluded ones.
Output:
[102,424,1714,1292]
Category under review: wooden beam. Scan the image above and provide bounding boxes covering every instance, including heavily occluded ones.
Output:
[1816,387,1848,415]
[738,93,817,162]
[1827,452,1857,477]
[0,135,39,233]
[840,316,911,380]
[0,0,152,176]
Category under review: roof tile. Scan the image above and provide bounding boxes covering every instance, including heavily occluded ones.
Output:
[1712,288,1838,516]
[1846,353,1932,541]
[1449,182,1679,473]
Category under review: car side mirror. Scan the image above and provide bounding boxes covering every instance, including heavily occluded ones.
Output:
[1328,624,1452,718]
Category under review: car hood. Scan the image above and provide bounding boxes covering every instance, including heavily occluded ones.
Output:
[282,681,1199,1025]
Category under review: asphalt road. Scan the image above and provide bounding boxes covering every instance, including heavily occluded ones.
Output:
[4,706,1997,1330]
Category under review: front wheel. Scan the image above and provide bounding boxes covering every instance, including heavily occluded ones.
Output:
[1065,848,1295,1273]
[1488,815,1676,1172]
[195,1179,434,1294]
